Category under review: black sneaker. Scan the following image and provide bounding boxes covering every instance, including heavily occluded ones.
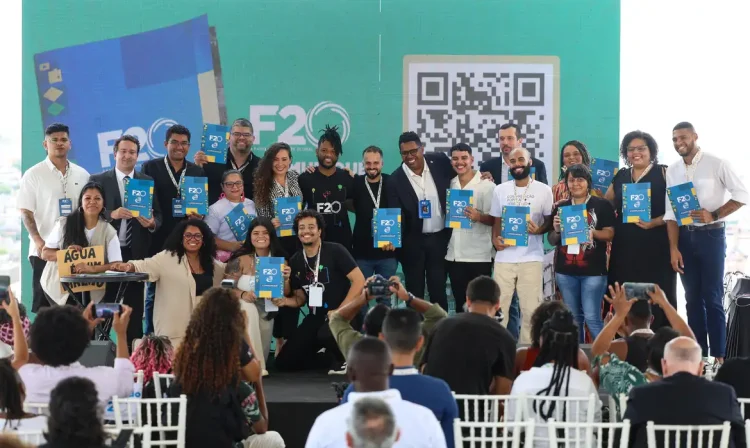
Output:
[328,361,347,375]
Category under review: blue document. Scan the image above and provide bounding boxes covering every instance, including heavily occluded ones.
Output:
[667,182,701,226]
[590,158,619,193]
[560,204,590,245]
[123,178,154,219]
[373,208,402,248]
[445,189,473,229]
[508,166,536,180]
[201,124,230,164]
[501,206,530,247]
[181,176,209,216]
[224,203,253,242]
[274,196,302,237]
[622,182,651,223]
[255,257,285,300]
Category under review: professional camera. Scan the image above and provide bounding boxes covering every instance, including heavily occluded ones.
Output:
[367,275,397,298]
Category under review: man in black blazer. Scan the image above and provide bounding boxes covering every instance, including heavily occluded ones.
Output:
[479,122,548,185]
[624,337,745,448]
[90,135,162,350]
[386,132,454,311]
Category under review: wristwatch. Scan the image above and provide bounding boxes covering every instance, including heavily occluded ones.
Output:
[405,292,416,307]
[711,210,719,222]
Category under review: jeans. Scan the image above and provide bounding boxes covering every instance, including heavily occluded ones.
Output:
[507,293,521,340]
[679,226,727,357]
[555,273,607,343]
[144,282,155,335]
[356,258,399,310]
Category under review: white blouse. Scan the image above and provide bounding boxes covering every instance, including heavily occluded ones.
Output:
[45,220,122,262]
[206,197,257,242]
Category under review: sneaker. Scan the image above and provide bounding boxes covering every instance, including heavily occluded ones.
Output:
[328,361,347,375]
[262,369,269,377]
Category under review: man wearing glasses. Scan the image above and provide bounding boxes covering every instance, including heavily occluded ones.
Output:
[194,118,260,205]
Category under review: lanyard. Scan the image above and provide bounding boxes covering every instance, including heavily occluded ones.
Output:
[631,163,653,183]
[303,244,322,284]
[366,177,383,209]
[164,157,186,193]
[513,179,534,206]
[57,161,70,198]
[684,149,703,182]
[231,153,251,173]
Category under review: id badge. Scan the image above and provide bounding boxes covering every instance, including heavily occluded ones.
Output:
[172,198,186,217]
[309,284,324,307]
[419,199,432,219]
[58,198,72,217]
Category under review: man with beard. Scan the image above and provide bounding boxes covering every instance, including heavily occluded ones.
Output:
[489,147,553,344]
[194,118,260,205]
[479,122,548,185]
[272,210,365,373]
[299,125,355,251]
[664,122,748,365]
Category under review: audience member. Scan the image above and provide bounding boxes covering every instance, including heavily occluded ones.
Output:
[0,290,28,370]
[129,334,174,398]
[0,292,29,362]
[346,398,399,448]
[239,379,286,448]
[713,356,750,419]
[623,337,745,448]
[0,359,45,430]
[644,327,680,382]
[306,338,446,448]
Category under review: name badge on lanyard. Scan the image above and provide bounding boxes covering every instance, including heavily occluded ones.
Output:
[58,161,72,217]
[305,246,325,310]
[309,284,324,308]
[59,198,72,217]
[419,199,432,219]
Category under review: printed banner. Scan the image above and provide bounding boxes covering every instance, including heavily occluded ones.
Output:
[56,245,105,293]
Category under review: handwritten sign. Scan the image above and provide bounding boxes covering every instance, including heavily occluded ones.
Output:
[56,245,105,293]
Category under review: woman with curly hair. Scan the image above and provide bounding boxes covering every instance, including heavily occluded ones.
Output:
[551,140,593,203]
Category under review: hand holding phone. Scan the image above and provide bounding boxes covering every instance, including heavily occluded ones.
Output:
[91,303,123,319]
[0,275,10,305]
[622,282,656,301]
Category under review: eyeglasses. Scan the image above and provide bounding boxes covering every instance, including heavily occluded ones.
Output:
[231,132,253,138]
[169,140,191,147]
[183,233,203,241]
[626,145,649,153]
[400,148,420,157]
[223,181,243,188]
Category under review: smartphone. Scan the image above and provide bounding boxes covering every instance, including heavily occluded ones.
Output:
[221,279,235,289]
[0,275,10,305]
[92,303,122,318]
[622,282,656,301]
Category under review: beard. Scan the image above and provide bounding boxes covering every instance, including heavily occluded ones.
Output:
[318,156,336,169]
[366,169,381,180]
[510,165,531,180]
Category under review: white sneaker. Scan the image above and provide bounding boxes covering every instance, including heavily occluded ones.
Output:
[328,361,347,375]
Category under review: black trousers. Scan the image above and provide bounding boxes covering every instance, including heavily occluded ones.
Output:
[447,261,493,312]
[274,312,343,371]
[113,246,144,352]
[273,236,302,339]
[400,229,451,311]
[30,256,51,312]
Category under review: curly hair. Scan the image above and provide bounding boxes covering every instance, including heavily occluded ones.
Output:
[530,300,569,349]
[46,377,106,448]
[130,334,174,384]
[558,140,591,181]
[172,287,244,396]
[30,305,90,367]
[619,130,659,166]
[162,219,217,276]
[254,142,292,207]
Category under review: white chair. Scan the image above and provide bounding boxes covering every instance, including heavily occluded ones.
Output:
[23,402,49,416]
[3,429,45,445]
[547,418,631,448]
[153,372,175,399]
[738,398,750,418]
[454,418,535,448]
[518,394,599,446]
[646,421,731,448]
[453,393,522,422]
[112,394,187,448]
[745,420,750,448]
[105,370,146,422]
[607,394,628,422]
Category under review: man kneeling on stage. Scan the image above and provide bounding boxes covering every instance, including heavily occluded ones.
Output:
[272,210,365,374]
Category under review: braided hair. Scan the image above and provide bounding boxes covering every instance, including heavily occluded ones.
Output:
[532,309,580,422]
[318,125,343,156]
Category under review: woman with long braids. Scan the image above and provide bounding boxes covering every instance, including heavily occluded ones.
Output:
[508,309,601,446]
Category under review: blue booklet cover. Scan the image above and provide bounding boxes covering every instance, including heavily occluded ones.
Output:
[255,256,285,299]
[508,166,536,180]
[224,203,253,242]
[445,189,473,229]
[181,176,209,216]
[501,206,530,247]
[667,182,701,226]
[274,196,302,237]
[374,208,402,248]
[622,182,651,223]
[123,178,154,219]
[560,203,590,245]
[201,123,230,164]
[590,158,619,193]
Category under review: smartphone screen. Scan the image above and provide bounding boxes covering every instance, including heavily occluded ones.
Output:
[0,275,10,304]
[93,303,122,318]
[622,282,655,301]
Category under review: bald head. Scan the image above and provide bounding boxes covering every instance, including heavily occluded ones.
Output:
[508,147,531,161]
[662,336,704,377]
[347,338,393,392]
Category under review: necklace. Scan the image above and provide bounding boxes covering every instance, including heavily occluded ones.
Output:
[513,178,534,205]
[187,256,201,274]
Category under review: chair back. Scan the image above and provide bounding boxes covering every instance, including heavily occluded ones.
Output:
[645,421,731,448]
[112,394,187,448]
[453,419,535,448]
[547,418,631,448]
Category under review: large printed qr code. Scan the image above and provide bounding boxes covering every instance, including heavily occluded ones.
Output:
[403,55,559,170]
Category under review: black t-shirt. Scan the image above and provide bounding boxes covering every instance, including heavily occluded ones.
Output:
[203,151,260,205]
[298,168,354,251]
[351,174,395,260]
[422,312,516,395]
[289,241,358,310]
[553,196,616,276]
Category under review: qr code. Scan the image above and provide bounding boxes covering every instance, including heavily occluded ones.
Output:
[403,55,559,169]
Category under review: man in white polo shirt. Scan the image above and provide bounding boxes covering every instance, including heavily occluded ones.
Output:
[445,143,496,313]
[490,147,553,344]
[665,121,749,364]
[17,123,90,312]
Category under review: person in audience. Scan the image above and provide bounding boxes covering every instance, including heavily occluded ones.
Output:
[0,289,28,370]
[169,287,272,448]
[552,140,593,202]
[422,276,516,397]
[239,379,286,448]
[0,359,45,430]
[643,327,680,382]
[19,304,134,406]
[624,337,745,448]
[329,276,447,366]
[129,334,174,398]
[345,398,399,448]
[715,357,750,417]
[0,296,29,362]
[110,219,225,348]
[507,309,601,447]
[39,377,110,448]
[206,169,257,261]
[514,300,591,377]
[342,309,458,448]
[306,338,446,448]
[40,181,122,306]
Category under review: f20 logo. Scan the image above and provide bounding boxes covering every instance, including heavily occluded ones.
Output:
[188,187,203,194]
[508,217,523,225]
[317,202,342,214]
[566,215,581,223]
[250,102,351,147]
[676,195,691,203]
[630,194,645,201]
[597,169,611,177]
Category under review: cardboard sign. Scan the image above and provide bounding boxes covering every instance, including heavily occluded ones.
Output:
[56,245,105,293]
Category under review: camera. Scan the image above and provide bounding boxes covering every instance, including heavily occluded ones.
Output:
[367,275,397,298]
[92,303,122,318]
[623,282,656,301]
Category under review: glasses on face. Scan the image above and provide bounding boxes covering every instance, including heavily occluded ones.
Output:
[169,140,191,148]
[231,132,253,139]
[626,145,649,154]
[223,181,243,188]
[183,233,203,242]
[400,148,420,157]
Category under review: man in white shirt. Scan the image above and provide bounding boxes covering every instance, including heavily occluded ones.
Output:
[664,122,749,363]
[17,123,90,312]
[445,143,496,312]
[306,337,445,448]
[490,147,553,344]
[346,398,399,448]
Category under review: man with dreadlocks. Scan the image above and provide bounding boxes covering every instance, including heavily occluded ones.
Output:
[507,308,601,447]
[298,125,355,252]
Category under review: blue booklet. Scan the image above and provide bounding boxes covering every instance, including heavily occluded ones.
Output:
[560,204,590,245]
[201,124,230,164]
[123,178,154,219]
[373,208,402,248]
[501,206,530,247]
[590,158,619,193]
[622,182,651,223]
[667,182,701,226]
[445,189,473,229]
[255,256,285,300]
[224,203,253,242]
[181,176,209,216]
[274,196,302,237]
[508,166,536,180]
